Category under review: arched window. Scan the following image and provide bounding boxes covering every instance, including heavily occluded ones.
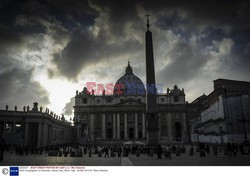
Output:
[174,96,179,102]
[82,98,87,104]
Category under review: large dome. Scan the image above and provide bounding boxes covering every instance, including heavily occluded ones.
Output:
[114,62,145,95]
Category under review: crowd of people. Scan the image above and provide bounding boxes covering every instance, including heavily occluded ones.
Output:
[0,137,249,161]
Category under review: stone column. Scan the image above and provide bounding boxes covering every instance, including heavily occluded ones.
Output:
[142,113,146,138]
[24,123,29,147]
[124,112,128,139]
[135,113,138,139]
[182,112,187,142]
[167,113,172,140]
[42,123,48,147]
[113,113,116,139]
[90,114,94,141]
[102,113,106,139]
[77,124,81,142]
[117,113,120,139]
[37,123,43,147]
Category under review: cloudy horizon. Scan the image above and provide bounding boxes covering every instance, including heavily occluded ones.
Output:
[0,0,250,120]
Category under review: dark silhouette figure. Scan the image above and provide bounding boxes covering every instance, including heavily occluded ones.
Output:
[227,143,232,157]
[104,147,109,158]
[0,138,6,161]
[199,143,206,157]
[157,145,163,159]
[189,146,194,156]
[164,145,172,159]
[206,144,210,155]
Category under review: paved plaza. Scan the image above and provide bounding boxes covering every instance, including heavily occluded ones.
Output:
[1,151,250,166]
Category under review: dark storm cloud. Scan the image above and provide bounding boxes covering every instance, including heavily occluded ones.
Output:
[0,59,50,109]
[49,0,250,81]
[157,40,207,86]
[0,0,250,106]
[51,27,142,80]
[0,23,23,53]
[141,0,250,28]
[49,0,145,80]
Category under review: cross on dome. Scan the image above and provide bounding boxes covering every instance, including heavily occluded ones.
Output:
[125,61,133,74]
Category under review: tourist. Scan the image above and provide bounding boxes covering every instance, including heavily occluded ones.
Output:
[189,145,194,156]
[205,144,210,155]
[232,143,238,156]
[165,145,172,159]
[199,143,206,157]
[104,147,109,158]
[157,145,163,159]
[227,143,232,157]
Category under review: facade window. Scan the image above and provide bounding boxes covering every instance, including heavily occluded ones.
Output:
[129,128,134,138]
[138,113,142,125]
[120,114,124,126]
[106,114,113,123]
[6,123,13,133]
[138,131,142,138]
[174,96,179,102]
[106,113,113,126]
[107,128,113,139]
[96,100,100,104]
[161,98,165,103]
[121,132,124,139]
[14,123,21,133]
[83,98,87,104]
[138,98,141,102]
[127,113,135,123]
[174,122,182,141]
[120,99,124,102]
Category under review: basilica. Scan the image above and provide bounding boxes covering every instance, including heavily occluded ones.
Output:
[74,62,189,145]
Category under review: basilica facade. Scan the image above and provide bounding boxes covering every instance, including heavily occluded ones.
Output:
[74,62,189,145]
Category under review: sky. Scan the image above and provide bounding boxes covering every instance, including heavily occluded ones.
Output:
[0,0,250,120]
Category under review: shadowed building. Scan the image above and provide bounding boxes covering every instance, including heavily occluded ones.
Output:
[0,102,72,147]
[74,62,189,145]
[191,79,250,143]
[74,16,189,146]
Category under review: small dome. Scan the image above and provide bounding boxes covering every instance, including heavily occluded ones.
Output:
[114,62,145,95]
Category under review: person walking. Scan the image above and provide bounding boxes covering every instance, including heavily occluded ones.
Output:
[104,147,109,158]
[206,144,210,155]
[189,145,194,156]
[199,143,206,157]
[157,145,163,159]
[166,145,172,159]
[227,143,232,157]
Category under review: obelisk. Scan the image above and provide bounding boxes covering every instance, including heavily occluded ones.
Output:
[145,14,158,146]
